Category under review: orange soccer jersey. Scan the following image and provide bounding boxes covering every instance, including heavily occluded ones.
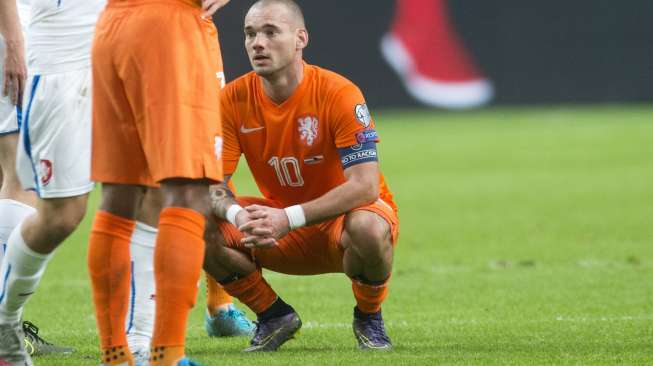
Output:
[221,63,396,213]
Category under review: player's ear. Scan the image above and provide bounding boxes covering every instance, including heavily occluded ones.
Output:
[296,28,308,50]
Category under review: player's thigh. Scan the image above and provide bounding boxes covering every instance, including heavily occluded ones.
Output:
[118,3,224,184]
[0,133,19,169]
[252,225,345,275]
[239,197,342,275]
[16,71,94,198]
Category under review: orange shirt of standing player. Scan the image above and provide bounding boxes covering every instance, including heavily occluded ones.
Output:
[204,0,399,352]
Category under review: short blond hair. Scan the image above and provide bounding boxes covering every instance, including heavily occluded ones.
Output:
[250,0,305,28]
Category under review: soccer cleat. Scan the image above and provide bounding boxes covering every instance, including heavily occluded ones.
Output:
[22,321,74,356]
[176,358,203,366]
[205,305,255,337]
[352,307,393,351]
[132,348,149,366]
[0,321,34,366]
[243,312,302,352]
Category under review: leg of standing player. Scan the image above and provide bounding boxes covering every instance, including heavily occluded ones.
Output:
[125,189,159,365]
[0,68,94,365]
[0,131,36,263]
[0,12,75,362]
[87,1,231,365]
[0,3,36,265]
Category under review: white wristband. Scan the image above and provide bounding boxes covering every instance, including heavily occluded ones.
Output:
[226,204,244,226]
[284,205,306,230]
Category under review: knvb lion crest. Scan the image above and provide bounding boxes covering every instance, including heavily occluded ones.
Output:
[298,116,319,146]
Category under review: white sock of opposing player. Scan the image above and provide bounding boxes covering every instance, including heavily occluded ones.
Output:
[0,221,53,323]
[0,199,36,265]
[126,221,156,354]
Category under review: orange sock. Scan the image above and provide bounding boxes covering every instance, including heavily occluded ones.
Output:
[221,270,277,314]
[151,207,206,361]
[150,346,185,366]
[206,272,233,316]
[87,210,135,365]
[352,278,390,314]
[100,346,134,366]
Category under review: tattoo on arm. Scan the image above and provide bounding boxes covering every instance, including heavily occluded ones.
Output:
[209,176,237,219]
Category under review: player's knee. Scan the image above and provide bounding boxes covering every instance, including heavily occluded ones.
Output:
[100,184,145,218]
[42,195,88,238]
[344,212,392,259]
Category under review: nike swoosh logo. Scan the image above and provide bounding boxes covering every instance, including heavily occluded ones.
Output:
[258,327,284,346]
[18,292,34,297]
[240,125,265,134]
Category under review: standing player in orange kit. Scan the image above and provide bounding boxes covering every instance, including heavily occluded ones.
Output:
[89,0,230,365]
[204,0,399,352]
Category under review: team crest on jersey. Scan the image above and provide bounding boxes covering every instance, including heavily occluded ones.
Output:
[298,116,319,146]
[355,104,371,127]
[39,159,53,186]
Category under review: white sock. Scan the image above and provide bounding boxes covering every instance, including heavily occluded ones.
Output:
[0,199,36,266]
[0,221,53,323]
[126,221,156,353]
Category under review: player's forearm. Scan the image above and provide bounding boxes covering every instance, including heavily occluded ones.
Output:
[0,1,24,46]
[300,176,379,226]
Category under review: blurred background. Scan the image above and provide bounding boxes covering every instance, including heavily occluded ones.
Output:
[215,0,653,109]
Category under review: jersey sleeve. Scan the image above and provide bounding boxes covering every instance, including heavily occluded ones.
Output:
[220,88,242,175]
[329,83,380,148]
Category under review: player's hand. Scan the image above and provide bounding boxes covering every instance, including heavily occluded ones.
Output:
[239,205,290,248]
[201,0,230,19]
[235,208,278,248]
[2,41,26,106]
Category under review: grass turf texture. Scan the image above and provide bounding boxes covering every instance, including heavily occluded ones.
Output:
[23,105,653,365]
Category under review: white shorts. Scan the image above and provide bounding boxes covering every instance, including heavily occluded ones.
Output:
[0,40,20,135]
[16,69,94,198]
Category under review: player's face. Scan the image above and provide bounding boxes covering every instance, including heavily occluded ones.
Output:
[244,4,303,77]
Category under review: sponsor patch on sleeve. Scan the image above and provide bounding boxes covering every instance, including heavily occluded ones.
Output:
[338,141,378,169]
[355,129,380,144]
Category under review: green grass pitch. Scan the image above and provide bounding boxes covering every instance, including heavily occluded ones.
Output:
[24,105,653,365]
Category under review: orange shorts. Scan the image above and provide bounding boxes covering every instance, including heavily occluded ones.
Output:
[216,197,400,275]
[91,0,223,186]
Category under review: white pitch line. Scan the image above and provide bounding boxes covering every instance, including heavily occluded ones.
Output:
[301,315,653,329]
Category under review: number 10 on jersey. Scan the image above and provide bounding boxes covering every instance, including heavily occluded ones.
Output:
[268,156,304,187]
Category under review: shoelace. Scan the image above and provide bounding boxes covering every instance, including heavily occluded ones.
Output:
[22,321,52,346]
[250,321,268,344]
[364,318,390,343]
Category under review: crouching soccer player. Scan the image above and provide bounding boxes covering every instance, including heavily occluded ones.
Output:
[204,0,399,352]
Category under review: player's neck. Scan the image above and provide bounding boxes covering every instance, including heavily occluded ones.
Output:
[261,60,304,105]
